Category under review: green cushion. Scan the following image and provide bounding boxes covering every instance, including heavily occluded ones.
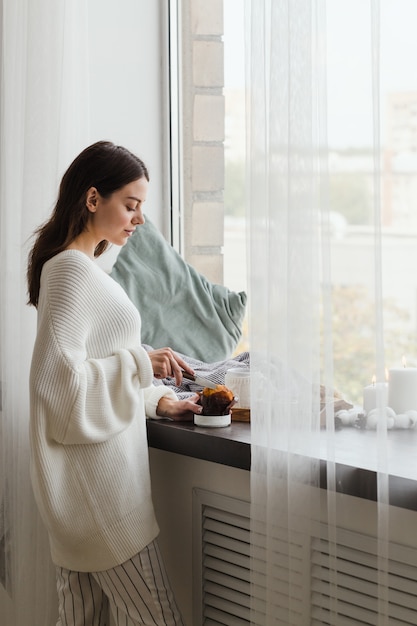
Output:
[110,216,247,362]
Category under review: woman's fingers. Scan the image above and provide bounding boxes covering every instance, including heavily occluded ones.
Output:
[149,348,195,383]
[169,356,187,386]
[156,394,202,421]
[171,353,195,376]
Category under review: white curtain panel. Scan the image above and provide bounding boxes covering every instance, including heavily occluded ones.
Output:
[247,1,327,623]
[0,1,90,623]
[246,0,400,623]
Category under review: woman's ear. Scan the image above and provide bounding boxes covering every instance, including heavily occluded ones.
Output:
[86,187,99,213]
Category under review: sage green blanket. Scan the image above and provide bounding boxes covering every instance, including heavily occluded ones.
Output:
[110,217,247,362]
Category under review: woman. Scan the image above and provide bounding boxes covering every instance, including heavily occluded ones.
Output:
[27,140,202,625]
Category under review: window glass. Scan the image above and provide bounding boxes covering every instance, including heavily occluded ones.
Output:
[185,1,417,393]
[223,0,246,291]
[327,0,417,403]
[223,0,248,351]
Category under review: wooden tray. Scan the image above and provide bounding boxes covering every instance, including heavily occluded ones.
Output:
[231,408,250,422]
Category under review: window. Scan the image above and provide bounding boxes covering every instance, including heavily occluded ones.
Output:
[326,1,417,403]
[173,0,248,352]
[174,0,417,405]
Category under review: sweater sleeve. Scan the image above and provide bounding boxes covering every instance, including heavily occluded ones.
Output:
[31,254,175,445]
[144,386,178,419]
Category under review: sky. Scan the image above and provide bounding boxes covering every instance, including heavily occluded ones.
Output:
[223,0,417,148]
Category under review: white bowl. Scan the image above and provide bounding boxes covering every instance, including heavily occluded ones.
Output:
[194,413,231,428]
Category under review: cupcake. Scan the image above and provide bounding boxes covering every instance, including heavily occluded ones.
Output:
[199,384,237,416]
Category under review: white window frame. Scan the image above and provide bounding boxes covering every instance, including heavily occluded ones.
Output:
[167,0,184,253]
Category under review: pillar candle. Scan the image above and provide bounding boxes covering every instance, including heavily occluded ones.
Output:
[388,367,417,413]
[363,382,388,414]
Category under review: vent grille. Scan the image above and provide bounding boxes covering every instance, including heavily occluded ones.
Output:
[193,489,417,626]
[193,490,307,625]
[193,490,252,625]
[310,532,417,625]
[203,506,251,625]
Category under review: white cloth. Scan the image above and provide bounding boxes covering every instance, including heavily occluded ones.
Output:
[29,250,177,573]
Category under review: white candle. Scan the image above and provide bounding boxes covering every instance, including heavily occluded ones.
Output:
[388,367,417,413]
[363,380,388,414]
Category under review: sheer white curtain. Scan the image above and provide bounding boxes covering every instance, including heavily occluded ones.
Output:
[246,0,398,623]
[0,1,90,623]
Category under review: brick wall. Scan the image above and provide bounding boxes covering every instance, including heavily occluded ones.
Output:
[181,0,225,284]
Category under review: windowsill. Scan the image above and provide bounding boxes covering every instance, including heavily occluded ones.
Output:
[147,419,251,471]
[146,420,417,512]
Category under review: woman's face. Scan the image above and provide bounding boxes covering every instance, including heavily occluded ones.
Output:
[87,177,148,246]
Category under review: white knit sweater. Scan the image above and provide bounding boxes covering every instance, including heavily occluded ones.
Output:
[29,250,177,572]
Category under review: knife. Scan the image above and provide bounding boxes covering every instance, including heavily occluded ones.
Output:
[182,371,218,390]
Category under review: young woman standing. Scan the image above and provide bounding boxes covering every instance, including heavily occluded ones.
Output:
[27,141,202,625]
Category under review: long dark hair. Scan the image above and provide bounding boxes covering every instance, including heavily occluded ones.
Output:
[27,140,149,307]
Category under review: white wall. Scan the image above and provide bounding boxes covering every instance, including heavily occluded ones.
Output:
[88,0,170,271]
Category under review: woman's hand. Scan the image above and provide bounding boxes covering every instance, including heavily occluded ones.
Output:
[148,347,195,386]
[156,394,202,422]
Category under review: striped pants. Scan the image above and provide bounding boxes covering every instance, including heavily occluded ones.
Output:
[55,540,184,626]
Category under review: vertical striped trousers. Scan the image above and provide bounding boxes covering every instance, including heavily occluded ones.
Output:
[55,540,184,626]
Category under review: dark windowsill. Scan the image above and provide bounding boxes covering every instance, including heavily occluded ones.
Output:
[147,419,251,471]
[146,420,417,513]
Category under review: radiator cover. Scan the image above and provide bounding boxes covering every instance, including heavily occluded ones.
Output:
[192,488,417,626]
